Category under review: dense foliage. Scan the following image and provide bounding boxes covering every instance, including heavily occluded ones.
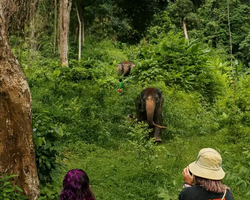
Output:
[16,37,249,199]
[0,174,28,200]
[5,0,250,199]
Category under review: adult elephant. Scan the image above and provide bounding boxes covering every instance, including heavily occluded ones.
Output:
[135,87,166,142]
[117,60,135,76]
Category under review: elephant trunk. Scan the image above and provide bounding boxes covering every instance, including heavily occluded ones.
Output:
[153,122,167,129]
[146,96,155,127]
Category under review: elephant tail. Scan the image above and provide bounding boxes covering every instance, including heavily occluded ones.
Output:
[146,96,155,127]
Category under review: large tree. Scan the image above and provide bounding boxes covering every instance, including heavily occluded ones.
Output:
[0,1,40,199]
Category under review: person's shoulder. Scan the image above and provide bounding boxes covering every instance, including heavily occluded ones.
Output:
[179,187,194,200]
[179,186,205,198]
[226,188,234,199]
[179,186,198,195]
[182,185,203,192]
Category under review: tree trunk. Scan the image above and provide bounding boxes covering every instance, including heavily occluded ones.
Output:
[76,5,81,61]
[74,24,79,41]
[59,0,72,67]
[81,10,85,46]
[27,0,39,67]
[54,0,57,57]
[29,0,39,48]
[0,2,40,200]
[182,19,189,41]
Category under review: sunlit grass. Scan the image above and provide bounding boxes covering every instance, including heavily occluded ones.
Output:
[55,130,243,200]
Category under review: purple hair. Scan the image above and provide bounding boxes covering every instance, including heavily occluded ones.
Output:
[59,169,95,200]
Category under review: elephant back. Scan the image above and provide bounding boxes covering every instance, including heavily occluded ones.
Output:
[142,87,162,97]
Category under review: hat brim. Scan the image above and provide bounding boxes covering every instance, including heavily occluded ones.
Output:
[189,161,225,180]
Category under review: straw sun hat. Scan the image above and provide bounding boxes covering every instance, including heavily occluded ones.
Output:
[189,148,225,180]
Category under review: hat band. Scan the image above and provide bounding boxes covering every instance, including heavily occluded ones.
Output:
[196,161,222,171]
[195,151,222,171]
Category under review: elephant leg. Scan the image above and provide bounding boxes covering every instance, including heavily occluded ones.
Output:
[153,98,163,142]
[153,114,163,142]
[149,128,155,138]
[135,96,146,121]
[153,127,162,142]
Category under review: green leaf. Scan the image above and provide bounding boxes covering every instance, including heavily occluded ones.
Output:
[3,182,11,186]
[15,186,23,193]
[3,188,14,193]
[58,127,64,137]
[53,69,61,78]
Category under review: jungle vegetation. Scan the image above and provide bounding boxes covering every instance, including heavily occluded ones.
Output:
[1,0,250,199]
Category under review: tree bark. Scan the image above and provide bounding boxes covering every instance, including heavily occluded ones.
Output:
[29,0,39,49]
[74,23,79,41]
[59,0,72,67]
[0,2,40,200]
[76,5,81,61]
[54,0,57,57]
[81,9,85,46]
[182,19,189,41]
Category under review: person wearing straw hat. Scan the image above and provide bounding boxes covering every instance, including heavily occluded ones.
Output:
[179,148,234,200]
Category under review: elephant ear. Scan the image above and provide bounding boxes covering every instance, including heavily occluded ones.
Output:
[136,95,145,112]
[140,95,146,112]
[135,95,141,108]
[159,92,164,107]
[117,63,124,75]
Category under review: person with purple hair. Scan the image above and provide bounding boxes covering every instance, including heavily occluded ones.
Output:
[59,169,95,200]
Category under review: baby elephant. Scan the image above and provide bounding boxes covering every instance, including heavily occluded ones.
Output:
[135,87,166,142]
[117,60,135,76]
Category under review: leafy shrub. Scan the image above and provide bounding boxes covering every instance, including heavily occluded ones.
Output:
[0,174,28,200]
[129,32,227,103]
[33,112,65,184]
[38,183,61,200]
[127,122,161,169]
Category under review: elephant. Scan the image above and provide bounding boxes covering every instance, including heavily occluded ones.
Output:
[117,60,135,76]
[135,87,166,142]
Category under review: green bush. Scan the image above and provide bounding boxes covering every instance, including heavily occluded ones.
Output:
[38,183,61,200]
[0,174,28,200]
[129,32,227,103]
[33,112,65,184]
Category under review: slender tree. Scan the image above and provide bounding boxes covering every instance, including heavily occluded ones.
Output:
[169,0,195,41]
[182,19,189,40]
[81,10,85,46]
[54,0,58,57]
[27,0,39,67]
[0,0,40,199]
[59,0,72,67]
[76,4,81,61]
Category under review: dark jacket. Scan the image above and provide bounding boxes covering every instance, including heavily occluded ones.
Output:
[179,185,234,200]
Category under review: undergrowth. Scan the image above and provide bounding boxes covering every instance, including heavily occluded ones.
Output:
[16,37,250,199]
